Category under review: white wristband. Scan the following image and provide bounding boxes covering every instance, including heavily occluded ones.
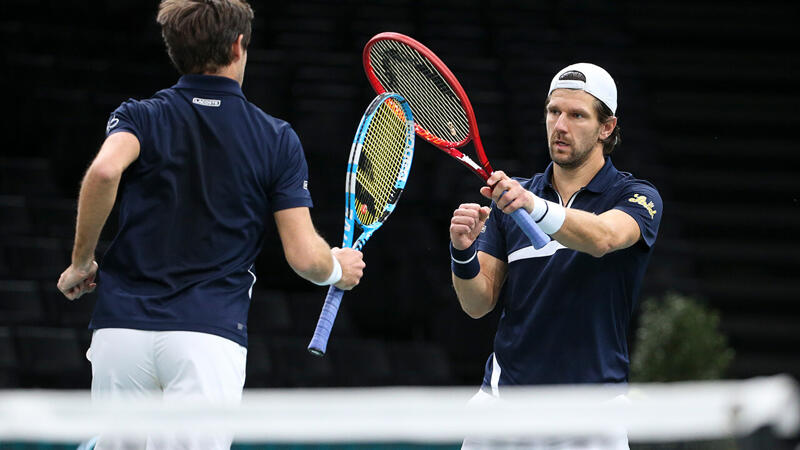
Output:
[530,194,566,235]
[312,252,343,286]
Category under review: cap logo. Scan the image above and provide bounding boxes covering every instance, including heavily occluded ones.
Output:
[559,70,586,82]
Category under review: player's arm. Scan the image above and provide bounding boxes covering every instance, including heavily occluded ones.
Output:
[57,131,140,300]
[273,207,365,290]
[483,171,640,258]
[548,209,640,257]
[449,204,508,318]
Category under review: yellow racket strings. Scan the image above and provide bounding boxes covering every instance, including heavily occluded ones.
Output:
[355,98,408,226]
[370,39,470,144]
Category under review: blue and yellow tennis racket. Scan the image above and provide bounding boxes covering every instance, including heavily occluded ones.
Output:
[308,92,415,356]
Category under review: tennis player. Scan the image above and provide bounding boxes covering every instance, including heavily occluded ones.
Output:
[450,63,661,448]
[56,1,364,448]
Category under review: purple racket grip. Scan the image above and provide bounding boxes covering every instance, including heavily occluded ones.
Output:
[510,208,550,249]
[307,285,344,356]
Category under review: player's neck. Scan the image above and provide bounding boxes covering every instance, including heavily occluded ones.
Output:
[551,148,605,205]
[204,64,244,87]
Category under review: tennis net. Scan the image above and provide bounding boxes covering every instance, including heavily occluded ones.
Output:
[0,375,797,449]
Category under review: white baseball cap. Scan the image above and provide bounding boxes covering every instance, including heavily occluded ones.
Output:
[548,63,617,114]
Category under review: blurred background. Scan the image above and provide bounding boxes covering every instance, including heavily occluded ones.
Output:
[1,0,799,390]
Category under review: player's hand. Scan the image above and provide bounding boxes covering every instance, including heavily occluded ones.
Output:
[57,260,98,301]
[332,247,365,291]
[450,203,491,250]
[480,170,535,215]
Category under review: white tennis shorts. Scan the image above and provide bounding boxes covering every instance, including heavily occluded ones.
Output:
[87,328,247,450]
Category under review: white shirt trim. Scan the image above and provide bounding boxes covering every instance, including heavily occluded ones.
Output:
[490,353,501,397]
[507,240,567,263]
[247,265,257,299]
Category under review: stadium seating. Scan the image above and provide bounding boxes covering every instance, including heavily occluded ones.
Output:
[0,327,19,388]
[14,327,90,388]
[0,280,46,326]
[1,0,798,388]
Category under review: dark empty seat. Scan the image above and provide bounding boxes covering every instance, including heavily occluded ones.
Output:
[0,327,18,387]
[29,198,77,239]
[389,341,453,386]
[0,158,59,196]
[41,281,97,327]
[0,195,31,236]
[248,289,292,335]
[0,280,46,325]
[431,304,499,385]
[0,236,70,280]
[244,334,279,388]
[15,327,89,388]
[269,337,335,387]
[328,338,392,387]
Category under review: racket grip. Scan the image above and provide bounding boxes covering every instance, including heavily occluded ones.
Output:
[511,208,550,249]
[308,285,345,357]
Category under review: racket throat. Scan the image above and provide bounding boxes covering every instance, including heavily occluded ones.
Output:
[454,154,490,181]
[470,133,494,176]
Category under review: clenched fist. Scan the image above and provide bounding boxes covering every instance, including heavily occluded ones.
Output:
[449,203,491,250]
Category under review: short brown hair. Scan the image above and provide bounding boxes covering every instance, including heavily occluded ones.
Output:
[157,0,254,75]
[594,98,620,156]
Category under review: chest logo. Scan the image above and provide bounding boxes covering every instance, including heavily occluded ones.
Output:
[628,194,657,219]
[192,97,221,107]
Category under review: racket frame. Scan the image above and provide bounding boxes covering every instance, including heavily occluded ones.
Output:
[363,32,493,181]
[308,92,415,357]
[344,92,415,249]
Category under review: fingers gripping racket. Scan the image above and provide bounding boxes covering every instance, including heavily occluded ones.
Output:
[308,92,415,356]
[363,32,550,249]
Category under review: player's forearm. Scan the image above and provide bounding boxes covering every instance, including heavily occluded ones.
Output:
[552,209,618,257]
[285,234,334,283]
[274,208,339,284]
[452,273,496,318]
[72,167,121,265]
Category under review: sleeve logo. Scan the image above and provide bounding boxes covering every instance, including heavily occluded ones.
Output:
[106,115,119,133]
[628,194,657,219]
[303,180,309,190]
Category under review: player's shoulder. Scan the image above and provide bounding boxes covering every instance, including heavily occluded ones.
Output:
[611,170,660,196]
[244,101,298,139]
[113,87,176,116]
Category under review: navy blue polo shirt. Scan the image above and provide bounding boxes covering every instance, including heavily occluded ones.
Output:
[477,157,662,388]
[90,74,313,347]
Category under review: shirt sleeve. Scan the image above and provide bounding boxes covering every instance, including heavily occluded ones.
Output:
[105,99,144,142]
[476,202,508,262]
[269,126,314,212]
[612,181,662,248]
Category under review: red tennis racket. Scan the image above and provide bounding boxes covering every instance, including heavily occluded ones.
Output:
[363,32,549,249]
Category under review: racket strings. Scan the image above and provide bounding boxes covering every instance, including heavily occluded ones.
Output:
[355,98,408,226]
[369,40,470,144]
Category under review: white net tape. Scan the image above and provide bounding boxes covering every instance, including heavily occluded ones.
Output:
[0,375,797,444]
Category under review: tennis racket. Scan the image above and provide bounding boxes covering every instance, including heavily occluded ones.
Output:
[308,92,415,356]
[363,32,550,249]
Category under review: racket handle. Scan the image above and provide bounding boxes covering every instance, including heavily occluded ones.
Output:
[510,208,550,250]
[308,285,345,357]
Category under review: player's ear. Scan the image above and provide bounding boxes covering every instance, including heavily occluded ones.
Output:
[231,34,244,61]
[599,116,617,140]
